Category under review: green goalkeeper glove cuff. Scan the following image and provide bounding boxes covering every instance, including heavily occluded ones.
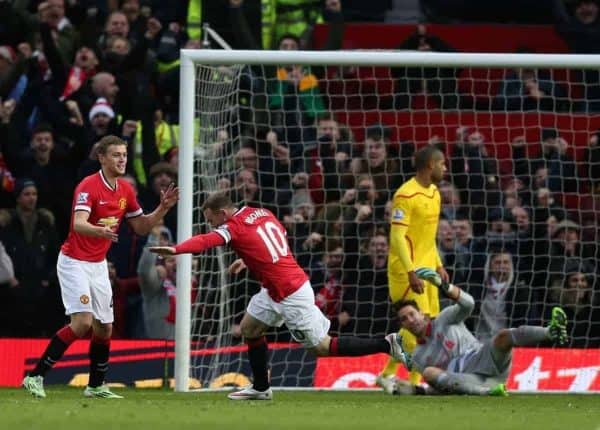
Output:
[414,267,451,294]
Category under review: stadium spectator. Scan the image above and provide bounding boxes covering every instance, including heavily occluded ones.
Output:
[439,181,462,221]
[137,224,177,339]
[472,250,538,342]
[550,219,598,264]
[229,0,344,50]
[452,213,487,288]
[284,188,316,268]
[0,240,17,336]
[69,72,119,126]
[0,43,29,103]
[340,175,382,270]
[534,219,599,294]
[310,238,344,334]
[268,63,326,143]
[28,0,79,65]
[340,230,394,337]
[0,99,17,209]
[233,144,278,206]
[139,161,178,238]
[350,125,405,202]
[1,121,88,240]
[119,0,150,46]
[437,218,468,288]
[108,260,141,339]
[514,129,577,194]
[0,178,61,337]
[583,129,600,193]
[485,208,517,256]
[392,25,460,110]
[449,128,500,236]
[531,187,567,238]
[552,0,600,110]
[301,114,351,205]
[543,259,600,347]
[494,66,569,112]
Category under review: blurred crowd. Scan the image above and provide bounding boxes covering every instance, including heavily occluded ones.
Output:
[0,0,598,349]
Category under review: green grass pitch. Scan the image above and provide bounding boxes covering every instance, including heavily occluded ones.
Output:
[1,388,599,430]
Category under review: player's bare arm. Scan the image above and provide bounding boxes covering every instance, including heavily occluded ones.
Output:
[73,210,119,242]
[148,246,176,255]
[128,183,180,235]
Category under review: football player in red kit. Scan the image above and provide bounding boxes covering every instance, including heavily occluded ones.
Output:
[149,193,409,400]
[23,135,178,399]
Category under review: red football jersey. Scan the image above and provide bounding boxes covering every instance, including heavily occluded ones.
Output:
[218,206,308,302]
[61,170,143,262]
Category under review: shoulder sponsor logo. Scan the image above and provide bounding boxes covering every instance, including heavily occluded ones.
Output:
[77,192,89,204]
[392,209,405,221]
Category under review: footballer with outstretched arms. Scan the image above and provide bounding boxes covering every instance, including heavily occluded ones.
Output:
[23,135,179,399]
[149,192,410,401]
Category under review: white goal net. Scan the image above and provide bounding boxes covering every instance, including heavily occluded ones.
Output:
[175,50,600,393]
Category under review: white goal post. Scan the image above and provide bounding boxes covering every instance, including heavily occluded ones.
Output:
[176,49,600,393]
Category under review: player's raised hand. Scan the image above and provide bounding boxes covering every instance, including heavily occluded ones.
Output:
[148,246,176,255]
[160,183,179,210]
[228,258,247,274]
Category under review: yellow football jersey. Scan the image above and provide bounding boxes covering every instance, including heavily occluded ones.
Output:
[388,177,442,275]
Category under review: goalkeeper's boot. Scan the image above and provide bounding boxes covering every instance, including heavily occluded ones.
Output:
[488,383,508,397]
[548,307,568,346]
[227,385,273,401]
[22,375,46,398]
[83,385,124,399]
[385,333,412,369]
[375,374,398,395]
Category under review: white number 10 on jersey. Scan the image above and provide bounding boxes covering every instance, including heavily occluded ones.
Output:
[256,221,289,263]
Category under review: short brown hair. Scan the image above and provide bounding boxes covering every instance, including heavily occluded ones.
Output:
[201,192,235,212]
[96,135,127,155]
[414,145,443,171]
[393,299,420,313]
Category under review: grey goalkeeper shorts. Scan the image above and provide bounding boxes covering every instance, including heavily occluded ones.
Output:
[448,340,512,386]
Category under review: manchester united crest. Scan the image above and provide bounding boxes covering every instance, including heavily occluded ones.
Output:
[80,294,90,304]
[119,197,127,210]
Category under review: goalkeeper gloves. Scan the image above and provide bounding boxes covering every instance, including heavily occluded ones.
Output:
[414,268,451,295]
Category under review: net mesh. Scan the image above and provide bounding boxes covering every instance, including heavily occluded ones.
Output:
[189,60,600,388]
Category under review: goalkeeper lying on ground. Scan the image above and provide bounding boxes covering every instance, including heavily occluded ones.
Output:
[392,268,568,396]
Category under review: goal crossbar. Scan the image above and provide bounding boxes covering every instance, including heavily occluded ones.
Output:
[180,49,600,68]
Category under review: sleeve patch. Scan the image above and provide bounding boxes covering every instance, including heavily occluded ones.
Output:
[215,225,232,243]
[77,192,89,204]
[392,209,405,221]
